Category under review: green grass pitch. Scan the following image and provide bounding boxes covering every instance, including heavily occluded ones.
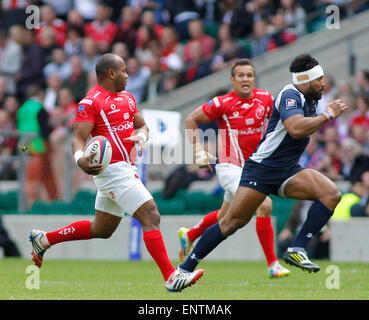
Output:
[1,258,368,300]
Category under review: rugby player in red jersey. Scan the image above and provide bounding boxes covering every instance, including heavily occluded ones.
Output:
[29,53,203,292]
[178,59,290,278]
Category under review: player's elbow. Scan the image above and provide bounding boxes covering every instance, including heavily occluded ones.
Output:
[288,128,307,140]
[185,114,196,130]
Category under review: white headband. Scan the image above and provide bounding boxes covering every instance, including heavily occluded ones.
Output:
[292,65,324,85]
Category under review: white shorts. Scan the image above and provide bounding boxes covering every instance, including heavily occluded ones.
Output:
[93,162,153,218]
[215,163,242,203]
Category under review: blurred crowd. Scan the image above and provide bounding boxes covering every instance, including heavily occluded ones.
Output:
[0,0,369,212]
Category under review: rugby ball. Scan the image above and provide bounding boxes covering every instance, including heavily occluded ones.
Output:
[84,136,112,172]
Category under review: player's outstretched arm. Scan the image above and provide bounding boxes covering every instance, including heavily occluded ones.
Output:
[125,113,149,156]
[72,121,103,175]
[283,99,349,139]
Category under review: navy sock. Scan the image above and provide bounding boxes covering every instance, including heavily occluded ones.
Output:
[180,222,226,272]
[291,200,333,249]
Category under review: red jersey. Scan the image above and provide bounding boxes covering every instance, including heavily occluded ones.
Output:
[202,88,273,167]
[36,20,67,47]
[84,21,118,46]
[74,84,139,165]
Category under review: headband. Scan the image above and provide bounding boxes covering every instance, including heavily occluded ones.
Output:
[292,65,324,85]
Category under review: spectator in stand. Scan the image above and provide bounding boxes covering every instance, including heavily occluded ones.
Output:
[182,39,212,84]
[351,170,369,217]
[49,87,76,193]
[43,72,63,112]
[43,48,71,81]
[217,0,238,25]
[355,69,369,99]
[17,29,46,99]
[2,95,20,123]
[125,56,151,104]
[0,26,23,95]
[250,19,271,57]
[184,19,215,63]
[84,3,118,53]
[0,76,8,107]
[115,6,139,56]
[267,9,297,51]
[0,109,18,180]
[280,0,307,37]
[341,137,363,180]
[135,25,160,67]
[42,0,73,20]
[66,9,86,29]
[62,55,88,102]
[229,1,254,38]
[81,37,101,73]
[17,85,59,209]
[38,26,60,63]
[73,0,98,22]
[143,0,167,25]
[142,56,163,102]
[136,8,164,48]
[112,42,131,61]
[36,4,67,47]
[210,34,248,73]
[158,70,181,95]
[64,25,84,58]
[86,70,98,91]
[159,26,184,72]
[349,94,369,129]
[350,123,369,150]
[165,0,201,41]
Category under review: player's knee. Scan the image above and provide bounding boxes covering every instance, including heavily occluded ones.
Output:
[330,189,342,207]
[141,206,161,229]
[221,217,246,237]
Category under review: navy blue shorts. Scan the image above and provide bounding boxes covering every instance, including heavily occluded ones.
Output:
[239,159,304,196]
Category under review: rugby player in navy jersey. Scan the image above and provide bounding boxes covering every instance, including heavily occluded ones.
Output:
[179,54,349,274]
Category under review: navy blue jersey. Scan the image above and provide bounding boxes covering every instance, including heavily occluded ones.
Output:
[249,84,318,168]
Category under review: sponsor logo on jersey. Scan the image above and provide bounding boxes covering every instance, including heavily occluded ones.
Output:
[80,98,93,105]
[222,96,233,103]
[241,102,253,109]
[108,103,121,115]
[255,105,265,119]
[285,98,298,109]
[228,111,243,119]
[78,105,87,118]
[245,118,255,125]
[124,112,130,120]
[111,122,134,131]
[128,98,135,112]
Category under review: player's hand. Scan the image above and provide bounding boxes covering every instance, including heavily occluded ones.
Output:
[77,152,103,175]
[193,143,217,172]
[124,135,145,156]
[326,99,349,119]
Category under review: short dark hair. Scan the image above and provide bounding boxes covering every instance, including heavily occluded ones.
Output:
[95,53,121,80]
[289,54,319,73]
[231,59,255,77]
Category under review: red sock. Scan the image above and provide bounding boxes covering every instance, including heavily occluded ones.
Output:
[45,220,92,245]
[143,230,175,281]
[256,216,277,266]
[187,210,219,243]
